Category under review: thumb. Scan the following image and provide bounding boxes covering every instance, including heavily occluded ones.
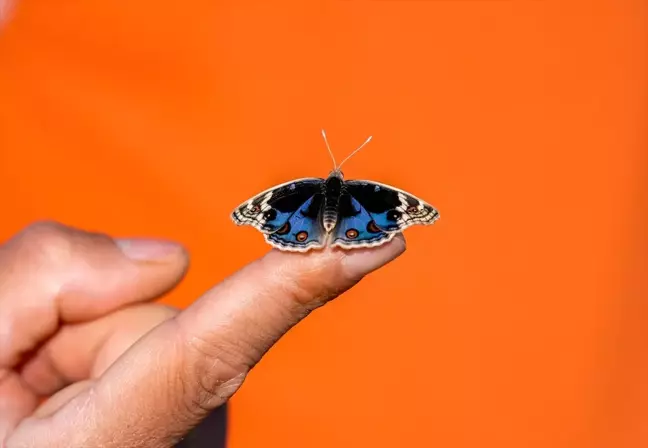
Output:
[9,236,406,448]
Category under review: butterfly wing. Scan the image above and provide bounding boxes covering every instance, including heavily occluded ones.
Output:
[344,180,439,233]
[265,193,327,252]
[231,178,324,234]
[331,194,395,249]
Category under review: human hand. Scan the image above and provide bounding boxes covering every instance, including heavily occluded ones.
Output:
[0,221,404,447]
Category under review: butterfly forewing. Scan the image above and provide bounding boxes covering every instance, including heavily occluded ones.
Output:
[344,180,439,233]
[231,178,324,234]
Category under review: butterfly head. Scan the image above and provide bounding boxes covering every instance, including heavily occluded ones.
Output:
[327,168,344,180]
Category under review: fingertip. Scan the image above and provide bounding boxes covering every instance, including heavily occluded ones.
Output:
[256,235,405,307]
[340,233,406,278]
[111,237,190,296]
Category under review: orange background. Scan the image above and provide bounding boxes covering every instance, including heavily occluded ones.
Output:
[1,1,647,447]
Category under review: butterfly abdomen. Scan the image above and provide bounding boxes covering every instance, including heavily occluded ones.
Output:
[322,175,343,232]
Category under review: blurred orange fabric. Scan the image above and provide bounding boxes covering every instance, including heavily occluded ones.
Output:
[0,1,646,447]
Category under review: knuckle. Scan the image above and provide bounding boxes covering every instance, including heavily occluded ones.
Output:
[21,220,68,239]
[14,221,115,267]
[283,276,338,310]
[16,220,75,265]
[174,322,252,418]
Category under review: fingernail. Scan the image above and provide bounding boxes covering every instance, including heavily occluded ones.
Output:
[116,238,182,261]
[341,234,407,277]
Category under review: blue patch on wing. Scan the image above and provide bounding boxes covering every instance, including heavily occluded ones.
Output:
[332,196,392,248]
[266,195,326,251]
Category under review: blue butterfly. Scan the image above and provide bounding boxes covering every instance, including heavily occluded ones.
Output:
[231,131,440,252]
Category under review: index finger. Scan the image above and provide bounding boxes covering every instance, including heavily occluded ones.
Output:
[0,221,188,368]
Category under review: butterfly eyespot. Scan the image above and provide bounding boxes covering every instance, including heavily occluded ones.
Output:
[387,210,402,221]
[250,204,261,213]
[345,229,359,239]
[296,231,308,242]
[276,222,291,235]
[366,221,381,234]
[406,206,418,214]
[263,209,277,221]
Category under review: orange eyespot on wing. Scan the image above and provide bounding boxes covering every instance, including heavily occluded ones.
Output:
[345,229,359,239]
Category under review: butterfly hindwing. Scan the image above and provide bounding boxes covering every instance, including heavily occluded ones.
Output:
[231,178,324,234]
[344,180,439,233]
[331,194,394,249]
[265,193,327,251]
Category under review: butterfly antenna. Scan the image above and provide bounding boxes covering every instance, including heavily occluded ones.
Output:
[337,135,373,170]
[321,129,337,170]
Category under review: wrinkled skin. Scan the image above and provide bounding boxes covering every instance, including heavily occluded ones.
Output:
[0,221,405,447]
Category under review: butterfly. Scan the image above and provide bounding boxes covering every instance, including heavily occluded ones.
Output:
[231,131,440,252]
